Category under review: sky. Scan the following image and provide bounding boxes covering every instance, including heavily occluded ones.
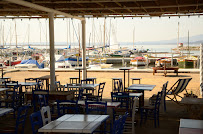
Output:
[0,15,203,46]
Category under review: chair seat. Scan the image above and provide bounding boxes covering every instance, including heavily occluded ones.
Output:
[142,105,154,110]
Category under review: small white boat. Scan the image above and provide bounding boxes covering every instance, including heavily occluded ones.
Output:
[130,56,147,66]
[100,64,113,69]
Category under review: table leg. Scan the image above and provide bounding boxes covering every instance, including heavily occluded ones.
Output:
[139,90,144,108]
[19,85,23,106]
[46,79,49,90]
[128,70,130,87]
[79,69,81,83]
[1,68,3,78]
[124,70,126,92]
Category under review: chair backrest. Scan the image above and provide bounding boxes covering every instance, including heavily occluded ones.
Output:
[119,112,129,134]
[172,78,192,94]
[113,80,123,92]
[85,101,107,114]
[30,111,43,134]
[81,79,95,84]
[112,115,122,134]
[55,81,65,91]
[32,90,49,111]
[56,100,79,117]
[40,106,51,126]
[97,82,106,101]
[111,92,129,110]
[15,105,29,134]
[6,85,20,109]
[25,78,38,83]
[5,81,19,88]
[77,88,84,100]
[154,91,162,113]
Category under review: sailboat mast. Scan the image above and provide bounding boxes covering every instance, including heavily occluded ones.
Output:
[188,30,190,57]
[133,27,135,49]
[103,18,106,54]
[78,23,80,56]
[15,20,18,58]
[66,19,69,54]
[2,24,4,48]
[177,22,179,48]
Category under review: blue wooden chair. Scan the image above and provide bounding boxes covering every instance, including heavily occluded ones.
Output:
[56,100,79,117]
[30,111,43,134]
[85,101,107,114]
[166,78,192,104]
[119,112,129,134]
[25,78,38,91]
[32,90,49,111]
[4,85,21,118]
[112,116,122,134]
[85,101,108,133]
[87,82,106,101]
[113,79,123,92]
[140,91,162,128]
[0,105,29,134]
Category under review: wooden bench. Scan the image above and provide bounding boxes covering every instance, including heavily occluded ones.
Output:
[152,67,179,77]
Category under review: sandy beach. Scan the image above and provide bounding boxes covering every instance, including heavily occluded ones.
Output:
[4,70,201,100]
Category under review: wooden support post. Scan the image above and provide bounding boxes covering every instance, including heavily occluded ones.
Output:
[49,12,55,91]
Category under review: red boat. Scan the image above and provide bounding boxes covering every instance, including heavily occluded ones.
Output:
[4,57,22,66]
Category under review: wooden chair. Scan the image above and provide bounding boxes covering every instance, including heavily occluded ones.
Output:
[0,105,29,134]
[87,82,106,101]
[140,91,162,128]
[30,111,43,134]
[40,106,51,126]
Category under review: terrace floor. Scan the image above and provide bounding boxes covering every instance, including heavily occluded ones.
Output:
[1,99,202,134]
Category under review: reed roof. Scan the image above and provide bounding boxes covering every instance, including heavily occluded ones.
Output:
[0,0,203,18]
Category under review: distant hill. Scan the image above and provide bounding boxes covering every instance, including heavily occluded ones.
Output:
[131,34,203,45]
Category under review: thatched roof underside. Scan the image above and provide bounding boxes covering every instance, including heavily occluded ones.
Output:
[0,0,203,18]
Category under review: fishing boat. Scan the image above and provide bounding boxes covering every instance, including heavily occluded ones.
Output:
[155,57,171,67]
[4,56,22,66]
[130,56,147,66]
[177,56,198,68]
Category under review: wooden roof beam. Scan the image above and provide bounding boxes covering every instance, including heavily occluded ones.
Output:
[33,0,157,4]
[176,0,180,12]
[3,0,85,20]
[96,2,117,14]
[50,3,203,10]
[115,2,133,13]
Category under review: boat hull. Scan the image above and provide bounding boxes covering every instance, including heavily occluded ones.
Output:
[130,60,146,66]
[178,59,196,68]
[4,60,21,66]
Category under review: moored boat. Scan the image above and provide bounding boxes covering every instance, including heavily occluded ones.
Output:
[130,56,147,66]
[155,57,171,67]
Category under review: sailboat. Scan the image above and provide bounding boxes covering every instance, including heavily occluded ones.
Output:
[177,31,197,68]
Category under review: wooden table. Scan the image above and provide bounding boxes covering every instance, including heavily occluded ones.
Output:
[0,108,13,117]
[127,84,155,107]
[75,67,90,83]
[152,67,179,77]
[25,90,75,103]
[179,119,203,134]
[5,82,38,106]
[37,75,58,90]
[0,88,10,92]
[38,114,109,133]
[119,67,133,91]
[0,77,11,82]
